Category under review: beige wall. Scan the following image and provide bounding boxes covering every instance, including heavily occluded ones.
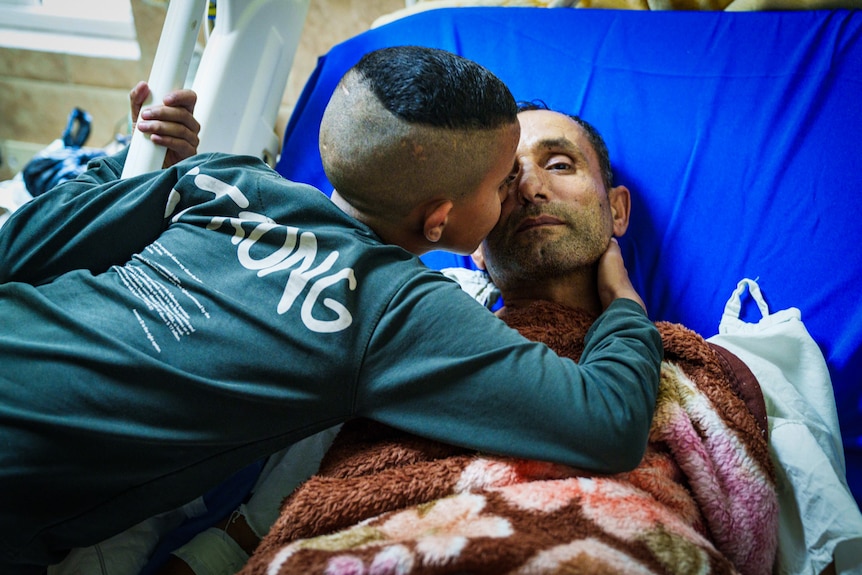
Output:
[0,0,402,180]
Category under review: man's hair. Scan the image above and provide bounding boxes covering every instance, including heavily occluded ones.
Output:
[517,100,614,191]
[354,46,518,130]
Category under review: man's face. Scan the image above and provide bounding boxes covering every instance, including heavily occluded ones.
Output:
[479,109,616,288]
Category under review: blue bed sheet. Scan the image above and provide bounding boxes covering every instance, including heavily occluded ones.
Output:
[275,7,862,506]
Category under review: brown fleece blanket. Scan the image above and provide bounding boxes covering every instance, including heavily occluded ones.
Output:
[241,301,778,575]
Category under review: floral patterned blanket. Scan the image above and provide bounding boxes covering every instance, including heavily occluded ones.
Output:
[240,301,778,575]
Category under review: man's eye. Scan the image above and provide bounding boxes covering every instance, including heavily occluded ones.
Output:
[546,155,573,171]
[547,160,572,171]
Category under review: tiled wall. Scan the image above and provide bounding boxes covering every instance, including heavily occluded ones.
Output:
[0,0,402,180]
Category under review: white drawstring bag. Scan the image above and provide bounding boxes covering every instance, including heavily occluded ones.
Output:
[707,278,862,575]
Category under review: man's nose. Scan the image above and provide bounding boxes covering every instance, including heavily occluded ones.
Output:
[517,163,548,205]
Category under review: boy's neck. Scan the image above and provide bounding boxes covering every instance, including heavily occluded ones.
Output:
[330,190,360,220]
[330,190,427,256]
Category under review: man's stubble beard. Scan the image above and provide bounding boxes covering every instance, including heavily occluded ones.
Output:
[484,211,611,289]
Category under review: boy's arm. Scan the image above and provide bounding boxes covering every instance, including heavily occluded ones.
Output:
[360,275,662,474]
[0,153,194,285]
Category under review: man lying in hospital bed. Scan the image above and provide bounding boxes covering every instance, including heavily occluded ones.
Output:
[64,92,859,575]
[234,103,782,575]
[164,104,862,575]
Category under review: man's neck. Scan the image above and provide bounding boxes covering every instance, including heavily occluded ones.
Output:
[500,273,603,316]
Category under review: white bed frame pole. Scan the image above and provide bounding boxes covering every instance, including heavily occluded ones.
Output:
[122,0,207,179]
[191,0,311,165]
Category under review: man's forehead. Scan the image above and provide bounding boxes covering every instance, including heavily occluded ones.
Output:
[517,110,590,155]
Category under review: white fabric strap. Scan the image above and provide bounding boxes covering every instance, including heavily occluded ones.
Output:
[719,278,769,325]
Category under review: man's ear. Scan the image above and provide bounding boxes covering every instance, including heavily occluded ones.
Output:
[423,199,453,243]
[471,243,488,270]
[609,185,631,237]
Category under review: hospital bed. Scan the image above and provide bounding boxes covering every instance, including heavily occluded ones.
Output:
[276,1,862,497]
[121,1,862,573]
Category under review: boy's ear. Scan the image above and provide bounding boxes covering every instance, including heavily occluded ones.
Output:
[423,200,453,243]
[609,185,631,237]
[471,243,488,270]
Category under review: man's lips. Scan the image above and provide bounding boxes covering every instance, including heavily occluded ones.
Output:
[515,215,565,233]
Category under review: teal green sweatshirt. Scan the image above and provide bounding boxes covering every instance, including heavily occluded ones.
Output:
[0,152,661,573]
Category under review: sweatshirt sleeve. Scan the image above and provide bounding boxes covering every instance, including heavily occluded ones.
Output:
[0,152,217,286]
[357,275,662,474]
